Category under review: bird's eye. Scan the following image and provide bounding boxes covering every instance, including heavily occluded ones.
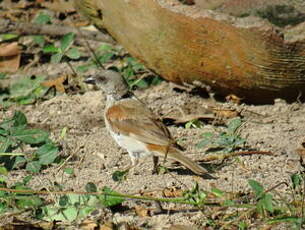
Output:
[94,76,106,83]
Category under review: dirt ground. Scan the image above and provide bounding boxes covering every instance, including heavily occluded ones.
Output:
[3,76,305,229]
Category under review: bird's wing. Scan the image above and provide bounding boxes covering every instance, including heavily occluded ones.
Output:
[105,99,172,146]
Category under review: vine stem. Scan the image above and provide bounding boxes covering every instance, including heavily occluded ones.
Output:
[0,187,255,208]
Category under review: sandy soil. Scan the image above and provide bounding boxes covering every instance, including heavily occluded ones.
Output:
[3,79,305,229]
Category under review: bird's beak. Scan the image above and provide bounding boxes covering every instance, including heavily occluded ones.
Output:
[84,76,96,85]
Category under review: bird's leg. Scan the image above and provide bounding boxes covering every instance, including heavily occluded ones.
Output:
[120,153,139,172]
[152,156,159,174]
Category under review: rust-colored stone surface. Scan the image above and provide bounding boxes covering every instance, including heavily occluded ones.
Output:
[76,0,305,103]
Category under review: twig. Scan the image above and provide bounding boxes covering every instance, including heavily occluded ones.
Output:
[0,152,26,156]
[0,19,115,44]
[199,151,273,162]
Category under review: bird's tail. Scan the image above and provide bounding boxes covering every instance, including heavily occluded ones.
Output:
[167,147,208,175]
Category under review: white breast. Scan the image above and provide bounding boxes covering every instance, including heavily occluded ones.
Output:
[108,129,152,158]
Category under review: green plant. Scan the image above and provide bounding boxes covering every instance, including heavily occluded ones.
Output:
[196,117,246,153]
[78,44,163,89]
[77,44,118,73]
[185,119,203,129]
[248,179,274,216]
[0,73,6,79]
[0,176,44,215]
[121,56,163,89]
[43,32,81,64]
[0,111,59,173]
[0,180,124,222]
[0,75,48,108]
[183,182,207,207]
[31,12,53,47]
[266,173,305,229]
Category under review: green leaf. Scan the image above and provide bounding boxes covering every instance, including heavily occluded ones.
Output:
[0,167,8,175]
[36,143,58,165]
[12,128,49,144]
[60,127,67,139]
[9,75,46,101]
[0,73,6,79]
[60,32,75,52]
[51,53,63,64]
[26,161,41,173]
[151,76,163,85]
[223,199,235,206]
[0,95,13,108]
[16,196,43,208]
[32,35,45,46]
[59,195,69,206]
[211,188,224,197]
[64,168,74,175]
[85,182,97,193]
[97,44,114,52]
[12,111,27,127]
[66,47,80,59]
[133,79,149,89]
[12,156,27,169]
[248,179,264,198]
[291,173,302,189]
[125,57,145,71]
[112,170,128,182]
[99,186,124,207]
[0,138,12,153]
[98,52,115,64]
[33,12,52,25]
[196,132,214,148]
[0,129,8,135]
[43,44,60,54]
[238,222,247,230]
[23,175,32,185]
[0,202,8,214]
[62,206,78,221]
[0,34,18,41]
[262,193,273,212]
[227,118,242,134]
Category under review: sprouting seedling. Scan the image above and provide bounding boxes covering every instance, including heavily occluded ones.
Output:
[196,117,246,153]
[42,32,81,64]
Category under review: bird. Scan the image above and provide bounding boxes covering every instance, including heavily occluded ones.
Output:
[84,70,209,175]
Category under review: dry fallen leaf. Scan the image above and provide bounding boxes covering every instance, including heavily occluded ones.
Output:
[79,219,98,230]
[210,107,239,119]
[134,205,151,217]
[226,94,243,104]
[99,222,114,230]
[0,42,21,72]
[41,75,67,93]
[163,187,183,198]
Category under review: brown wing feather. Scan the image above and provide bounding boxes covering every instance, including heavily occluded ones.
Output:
[105,99,172,146]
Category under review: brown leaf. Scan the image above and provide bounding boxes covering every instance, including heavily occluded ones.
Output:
[99,221,114,230]
[0,42,20,56]
[41,75,67,93]
[163,187,183,198]
[226,94,243,104]
[79,219,98,230]
[211,107,239,119]
[134,205,150,217]
[0,42,21,72]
